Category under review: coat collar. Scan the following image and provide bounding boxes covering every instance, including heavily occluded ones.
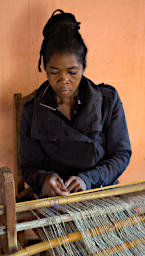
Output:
[31,76,103,140]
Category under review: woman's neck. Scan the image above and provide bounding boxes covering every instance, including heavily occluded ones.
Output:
[56,88,79,106]
[56,89,79,119]
[56,95,74,106]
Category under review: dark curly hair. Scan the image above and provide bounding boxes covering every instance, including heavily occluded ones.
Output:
[38,9,87,72]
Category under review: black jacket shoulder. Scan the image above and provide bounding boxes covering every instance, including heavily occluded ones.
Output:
[87,77,116,98]
[97,83,116,97]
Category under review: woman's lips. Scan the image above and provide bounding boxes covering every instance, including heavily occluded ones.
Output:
[58,89,71,95]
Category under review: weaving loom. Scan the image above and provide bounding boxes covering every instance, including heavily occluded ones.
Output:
[0,167,145,255]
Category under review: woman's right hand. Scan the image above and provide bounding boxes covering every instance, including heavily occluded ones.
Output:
[41,173,69,197]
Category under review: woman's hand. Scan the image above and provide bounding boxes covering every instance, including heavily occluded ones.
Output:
[65,176,86,193]
[41,174,69,197]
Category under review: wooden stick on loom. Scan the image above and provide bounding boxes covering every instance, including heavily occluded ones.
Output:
[0,179,145,215]
[12,214,145,256]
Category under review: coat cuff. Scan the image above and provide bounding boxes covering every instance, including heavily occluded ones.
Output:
[77,172,92,190]
[78,170,101,190]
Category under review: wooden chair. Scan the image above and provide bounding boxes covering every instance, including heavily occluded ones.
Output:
[13,91,39,251]
[13,91,36,202]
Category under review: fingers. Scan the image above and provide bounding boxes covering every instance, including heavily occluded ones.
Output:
[65,176,86,193]
[54,180,68,196]
[51,176,68,196]
[57,178,67,191]
[65,179,81,192]
[68,182,81,193]
[41,174,86,197]
[42,174,69,197]
[64,176,74,188]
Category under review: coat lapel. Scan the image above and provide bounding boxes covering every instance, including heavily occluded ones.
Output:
[31,77,103,141]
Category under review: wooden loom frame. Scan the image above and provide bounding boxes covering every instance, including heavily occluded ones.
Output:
[0,166,145,255]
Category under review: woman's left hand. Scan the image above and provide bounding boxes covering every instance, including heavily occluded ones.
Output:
[65,176,86,193]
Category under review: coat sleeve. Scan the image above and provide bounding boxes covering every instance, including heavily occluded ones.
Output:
[19,104,55,194]
[78,89,132,190]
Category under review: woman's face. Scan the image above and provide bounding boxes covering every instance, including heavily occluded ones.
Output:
[46,52,84,99]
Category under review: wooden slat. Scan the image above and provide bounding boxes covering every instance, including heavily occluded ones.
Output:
[0,180,145,216]
[14,180,145,214]
[14,93,23,196]
[14,91,36,199]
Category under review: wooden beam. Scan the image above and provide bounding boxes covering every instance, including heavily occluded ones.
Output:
[15,180,145,213]
[0,180,145,216]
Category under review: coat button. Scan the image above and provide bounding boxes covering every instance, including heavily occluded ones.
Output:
[88,140,92,143]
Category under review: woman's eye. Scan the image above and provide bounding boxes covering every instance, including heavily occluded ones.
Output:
[50,71,58,74]
[69,71,77,75]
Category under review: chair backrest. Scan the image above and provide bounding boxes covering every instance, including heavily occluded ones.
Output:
[13,90,36,200]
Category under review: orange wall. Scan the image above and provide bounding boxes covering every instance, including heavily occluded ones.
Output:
[0,0,145,184]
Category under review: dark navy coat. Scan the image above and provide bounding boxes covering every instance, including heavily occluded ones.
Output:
[20,76,131,194]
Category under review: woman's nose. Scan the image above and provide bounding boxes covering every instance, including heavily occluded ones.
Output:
[59,73,69,83]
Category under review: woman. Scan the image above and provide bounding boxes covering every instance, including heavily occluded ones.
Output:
[20,9,131,197]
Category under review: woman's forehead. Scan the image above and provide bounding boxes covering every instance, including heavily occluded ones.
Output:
[46,52,82,68]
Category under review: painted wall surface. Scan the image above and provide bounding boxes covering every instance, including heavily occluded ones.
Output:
[0,0,145,184]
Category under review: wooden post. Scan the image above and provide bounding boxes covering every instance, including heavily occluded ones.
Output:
[0,167,17,253]
[13,91,36,200]
[13,93,24,197]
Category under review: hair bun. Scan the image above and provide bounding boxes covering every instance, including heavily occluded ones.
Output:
[51,9,65,17]
[43,9,81,38]
[58,20,80,32]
